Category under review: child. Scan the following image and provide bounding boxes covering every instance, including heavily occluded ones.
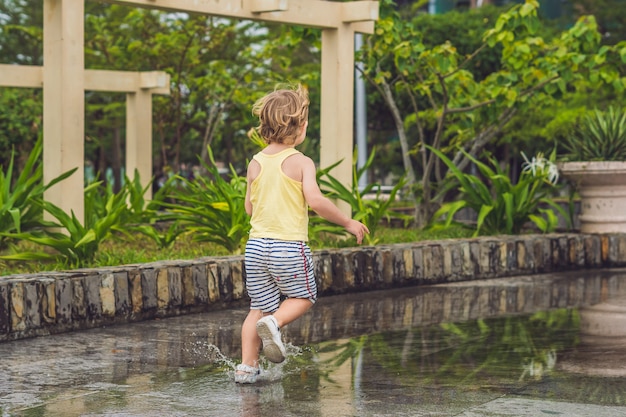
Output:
[235,84,369,384]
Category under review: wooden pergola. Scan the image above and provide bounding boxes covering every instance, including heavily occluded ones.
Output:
[0,0,379,221]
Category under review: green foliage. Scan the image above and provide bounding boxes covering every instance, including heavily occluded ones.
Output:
[0,88,42,162]
[0,136,74,249]
[316,149,412,245]
[428,146,568,236]
[159,147,249,255]
[561,106,626,161]
[360,0,626,224]
[0,172,154,267]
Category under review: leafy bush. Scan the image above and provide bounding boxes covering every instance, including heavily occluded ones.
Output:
[428,146,568,236]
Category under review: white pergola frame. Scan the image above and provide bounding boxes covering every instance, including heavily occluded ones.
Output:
[0,0,379,222]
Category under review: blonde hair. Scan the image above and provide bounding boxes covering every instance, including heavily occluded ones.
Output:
[252,84,309,145]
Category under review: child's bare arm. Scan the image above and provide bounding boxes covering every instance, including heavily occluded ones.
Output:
[301,157,369,244]
[245,160,260,216]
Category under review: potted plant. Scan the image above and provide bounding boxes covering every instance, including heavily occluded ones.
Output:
[557,106,626,233]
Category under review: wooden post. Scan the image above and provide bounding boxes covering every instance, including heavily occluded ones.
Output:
[321,24,355,216]
[126,88,153,198]
[43,0,85,221]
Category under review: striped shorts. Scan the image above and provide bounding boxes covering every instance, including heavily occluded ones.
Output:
[244,238,317,312]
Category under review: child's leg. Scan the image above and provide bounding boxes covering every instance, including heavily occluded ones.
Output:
[240,309,263,368]
[271,298,314,328]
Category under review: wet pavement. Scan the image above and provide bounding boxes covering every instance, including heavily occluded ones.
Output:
[2,269,626,416]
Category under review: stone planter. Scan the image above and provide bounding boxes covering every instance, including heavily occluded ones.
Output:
[557,161,626,233]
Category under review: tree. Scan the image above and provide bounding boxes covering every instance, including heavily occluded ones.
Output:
[359,0,626,225]
[84,5,270,177]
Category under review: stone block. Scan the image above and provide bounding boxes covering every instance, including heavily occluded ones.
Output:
[534,237,550,272]
[128,269,143,315]
[401,247,413,283]
[442,243,453,279]
[114,272,131,317]
[141,269,158,311]
[389,247,405,285]
[313,251,332,292]
[71,277,87,321]
[353,248,374,287]
[447,243,464,281]
[193,264,209,304]
[411,245,424,282]
[55,277,72,325]
[374,247,393,286]
[523,238,536,272]
[100,273,116,318]
[0,281,9,334]
[584,235,602,267]
[477,240,490,277]
[568,235,585,267]
[207,262,220,302]
[156,268,170,311]
[40,278,56,324]
[329,251,347,291]
[10,280,25,332]
[551,236,568,269]
[516,239,527,272]
[464,241,478,277]
[165,268,181,308]
[24,280,42,329]
[601,235,610,264]
[83,273,103,320]
[423,244,443,283]
[218,261,234,302]
[505,239,517,274]
[608,235,626,267]
[228,259,244,301]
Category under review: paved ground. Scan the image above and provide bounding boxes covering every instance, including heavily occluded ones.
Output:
[2,271,626,417]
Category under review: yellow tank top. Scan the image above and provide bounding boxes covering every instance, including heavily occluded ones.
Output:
[249,148,309,241]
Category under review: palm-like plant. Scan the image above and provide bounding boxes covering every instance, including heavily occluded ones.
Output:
[159,147,249,255]
[0,136,75,249]
[316,149,411,245]
[1,180,135,267]
[428,146,568,236]
[561,106,626,161]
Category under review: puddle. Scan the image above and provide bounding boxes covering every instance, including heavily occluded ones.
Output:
[1,269,626,416]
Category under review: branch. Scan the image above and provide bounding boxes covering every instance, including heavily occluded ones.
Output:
[452,107,518,171]
[442,43,489,79]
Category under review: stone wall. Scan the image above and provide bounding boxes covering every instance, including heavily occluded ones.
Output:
[1,233,626,343]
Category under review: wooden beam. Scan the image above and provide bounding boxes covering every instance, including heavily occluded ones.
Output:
[0,64,42,88]
[246,0,287,13]
[0,64,169,95]
[341,1,378,23]
[100,0,378,30]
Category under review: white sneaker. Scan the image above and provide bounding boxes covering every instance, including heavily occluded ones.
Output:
[256,315,286,363]
[234,363,260,384]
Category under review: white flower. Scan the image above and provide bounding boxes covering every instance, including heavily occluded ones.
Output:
[521,151,559,185]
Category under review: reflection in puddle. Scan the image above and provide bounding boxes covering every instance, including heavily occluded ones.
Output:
[2,270,626,416]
